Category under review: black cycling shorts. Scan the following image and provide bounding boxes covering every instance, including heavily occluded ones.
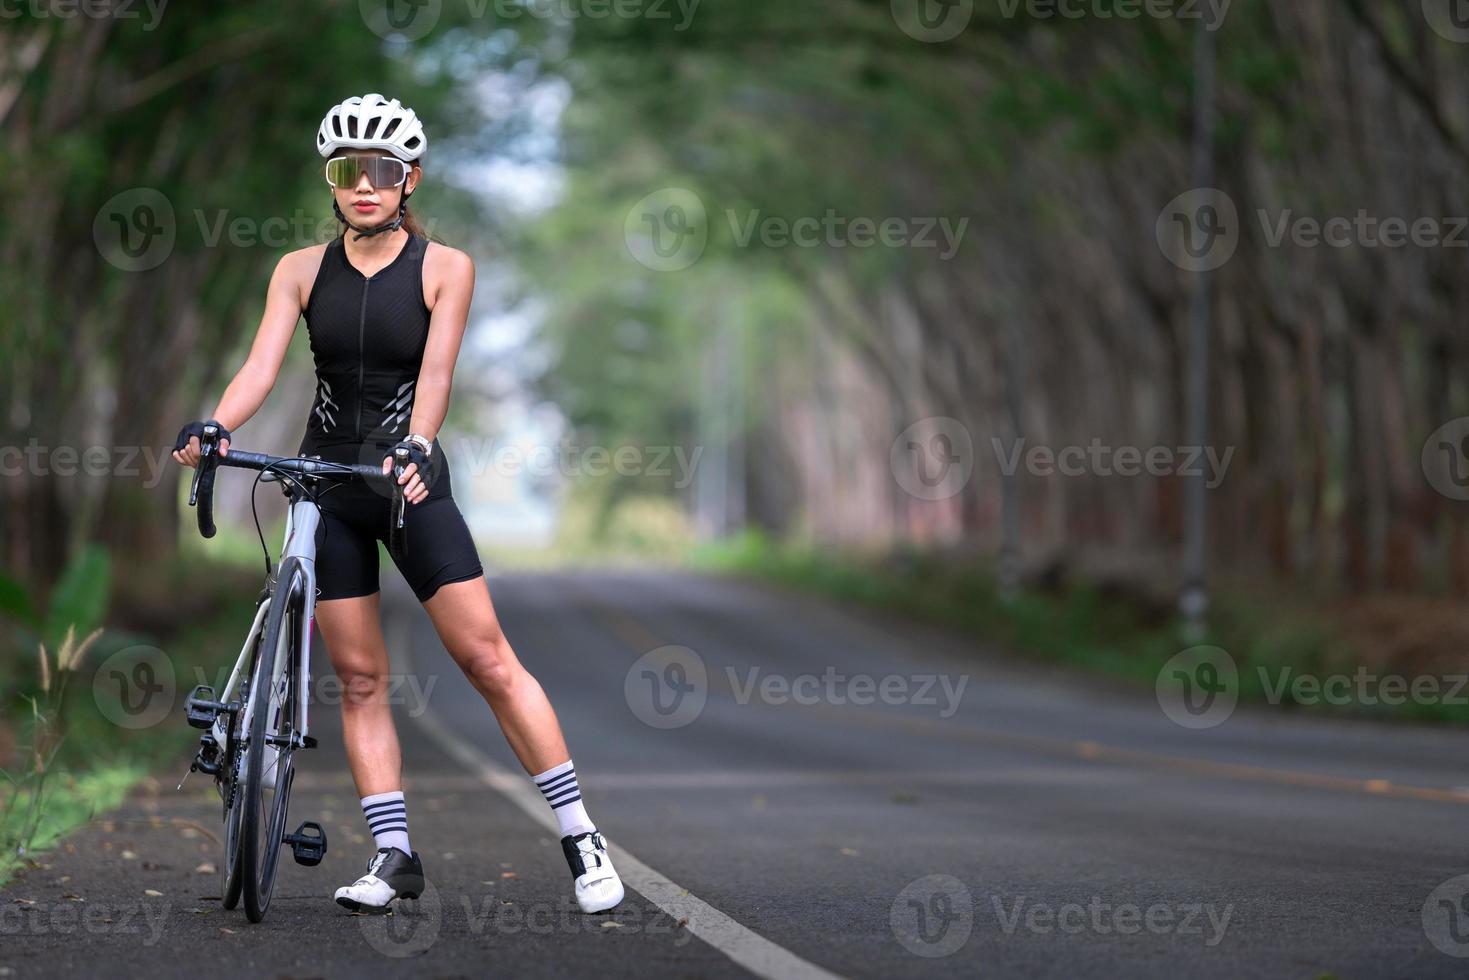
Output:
[308,444,484,603]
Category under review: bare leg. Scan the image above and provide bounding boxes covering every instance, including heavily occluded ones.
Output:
[420,576,624,912]
[421,576,570,774]
[315,592,402,796]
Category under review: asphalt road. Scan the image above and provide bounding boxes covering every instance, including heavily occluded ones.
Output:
[5,569,1469,978]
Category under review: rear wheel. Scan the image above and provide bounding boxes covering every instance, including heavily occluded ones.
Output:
[241,560,304,923]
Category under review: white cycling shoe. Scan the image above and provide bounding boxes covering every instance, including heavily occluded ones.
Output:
[561,830,624,913]
[334,846,425,913]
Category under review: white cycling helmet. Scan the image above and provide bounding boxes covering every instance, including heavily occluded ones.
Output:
[317,93,427,161]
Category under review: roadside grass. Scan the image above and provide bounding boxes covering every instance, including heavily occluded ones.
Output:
[690,532,1469,727]
[1,552,261,886]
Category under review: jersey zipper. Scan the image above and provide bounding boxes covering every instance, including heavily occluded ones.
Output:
[356,278,370,441]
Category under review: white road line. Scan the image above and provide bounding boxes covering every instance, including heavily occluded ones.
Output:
[579,767,1122,790]
[387,597,848,980]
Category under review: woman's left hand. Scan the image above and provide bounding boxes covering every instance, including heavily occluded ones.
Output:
[384,455,429,505]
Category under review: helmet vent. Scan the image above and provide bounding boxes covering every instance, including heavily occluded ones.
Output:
[317,94,426,160]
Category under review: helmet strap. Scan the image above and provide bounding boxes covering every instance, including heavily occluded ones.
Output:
[333,188,412,242]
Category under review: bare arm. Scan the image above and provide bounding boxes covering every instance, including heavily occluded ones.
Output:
[173,248,315,466]
[211,251,314,430]
[408,244,475,442]
[390,243,475,502]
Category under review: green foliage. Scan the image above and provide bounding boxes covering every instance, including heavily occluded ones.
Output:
[0,573,34,627]
[695,536,1464,725]
[42,546,111,654]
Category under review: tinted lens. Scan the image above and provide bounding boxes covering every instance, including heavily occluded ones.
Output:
[325,156,407,188]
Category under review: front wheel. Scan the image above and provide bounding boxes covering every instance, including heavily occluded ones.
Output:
[219,666,252,910]
[241,560,304,922]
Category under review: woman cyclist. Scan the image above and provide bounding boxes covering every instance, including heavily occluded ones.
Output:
[171,94,623,915]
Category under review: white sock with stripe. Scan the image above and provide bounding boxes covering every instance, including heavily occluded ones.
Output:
[533,760,595,837]
[360,790,412,854]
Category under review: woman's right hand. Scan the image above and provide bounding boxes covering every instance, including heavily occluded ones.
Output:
[171,420,231,468]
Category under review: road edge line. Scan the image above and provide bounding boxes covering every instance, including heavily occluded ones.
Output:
[388,597,849,980]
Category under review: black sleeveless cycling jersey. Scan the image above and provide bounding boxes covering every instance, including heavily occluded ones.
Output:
[295,232,485,602]
[301,233,430,454]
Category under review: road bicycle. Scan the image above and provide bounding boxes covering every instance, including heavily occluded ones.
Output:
[176,423,413,922]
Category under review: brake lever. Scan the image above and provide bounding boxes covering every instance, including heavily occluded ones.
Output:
[188,457,204,506]
[389,446,410,560]
[192,424,221,538]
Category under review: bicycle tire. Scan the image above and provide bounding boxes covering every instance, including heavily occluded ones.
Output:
[219,622,261,912]
[241,560,303,922]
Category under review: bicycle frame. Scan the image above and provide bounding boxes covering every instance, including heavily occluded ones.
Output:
[209,496,321,754]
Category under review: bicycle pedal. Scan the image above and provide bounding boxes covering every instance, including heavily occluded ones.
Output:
[284,821,328,866]
[185,684,227,730]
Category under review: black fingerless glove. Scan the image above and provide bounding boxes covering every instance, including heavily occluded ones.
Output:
[388,439,441,489]
[174,419,231,452]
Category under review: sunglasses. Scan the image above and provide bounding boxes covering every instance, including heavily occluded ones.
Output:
[325,155,410,189]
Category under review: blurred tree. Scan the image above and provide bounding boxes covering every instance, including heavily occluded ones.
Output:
[0,0,507,593]
[512,0,1469,597]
